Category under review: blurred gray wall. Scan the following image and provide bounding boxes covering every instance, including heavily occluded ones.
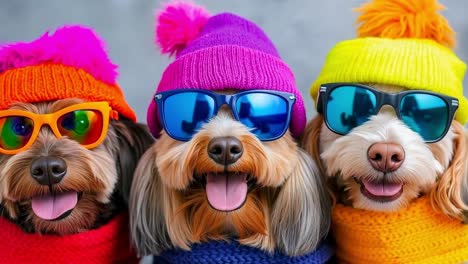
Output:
[1,0,467,121]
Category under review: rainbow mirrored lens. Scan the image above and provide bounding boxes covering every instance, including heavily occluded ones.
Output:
[0,116,34,150]
[58,110,104,145]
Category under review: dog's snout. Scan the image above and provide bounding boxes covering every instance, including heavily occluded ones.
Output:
[30,157,67,185]
[208,136,244,165]
[367,143,405,172]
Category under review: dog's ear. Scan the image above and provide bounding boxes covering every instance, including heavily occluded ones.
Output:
[301,115,325,175]
[129,146,172,256]
[301,115,338,204]
[430,121,468,221]
[270,148,331,256]
[112,119,154,204]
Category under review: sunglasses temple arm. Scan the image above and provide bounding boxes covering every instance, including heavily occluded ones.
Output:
[110,110,119,120]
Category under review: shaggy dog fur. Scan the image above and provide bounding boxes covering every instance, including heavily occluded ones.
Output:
[0,98,154,234]
[130,99,331,257]
[302,84,468,221]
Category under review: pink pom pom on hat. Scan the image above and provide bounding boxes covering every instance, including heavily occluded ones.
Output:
[0,25,136,121]
[147,1,306,138]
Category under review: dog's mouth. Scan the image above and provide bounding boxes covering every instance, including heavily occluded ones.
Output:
[355,177,404,202]
[31,191,82,221]
[202,172,252,212]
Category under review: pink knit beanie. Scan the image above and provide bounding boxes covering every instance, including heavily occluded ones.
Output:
[147,2,306,138]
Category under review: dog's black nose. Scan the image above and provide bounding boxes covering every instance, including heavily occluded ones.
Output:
[368,143,405,172]
[208,136,243,165]
[30,157,67,185]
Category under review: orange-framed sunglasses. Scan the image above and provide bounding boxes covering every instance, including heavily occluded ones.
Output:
[0,102,118,155]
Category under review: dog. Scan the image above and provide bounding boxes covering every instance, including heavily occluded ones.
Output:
[299,0,468,261]
[130,90,331,257]
[130,2,331,258]
[302,83,468,220]
[0,98,154,235]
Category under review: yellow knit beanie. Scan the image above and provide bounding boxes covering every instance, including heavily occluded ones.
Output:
[310,0,468,124]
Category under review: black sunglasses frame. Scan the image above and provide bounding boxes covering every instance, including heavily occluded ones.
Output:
[154,89,296,142]
[316,83,459,143]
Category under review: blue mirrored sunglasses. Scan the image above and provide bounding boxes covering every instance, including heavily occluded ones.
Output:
[317,83,459,143]
[154,89,296,141]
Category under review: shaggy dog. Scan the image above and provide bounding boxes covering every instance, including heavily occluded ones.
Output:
[301,0,468,222]
[0,26,154,236]
[130,2,332,259]
[130,93,330,257]
[0,98,153,234]
[303,84,468,220]
[128,2,333,258]
[301,0,468,262]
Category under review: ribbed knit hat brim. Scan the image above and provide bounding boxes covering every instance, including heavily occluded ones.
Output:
[310,37,467,124]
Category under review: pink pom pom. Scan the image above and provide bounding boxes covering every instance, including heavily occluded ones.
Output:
[0,25,117,84]
[155,1,210,57]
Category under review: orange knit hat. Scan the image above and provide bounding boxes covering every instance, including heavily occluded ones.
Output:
[0,25,136,121]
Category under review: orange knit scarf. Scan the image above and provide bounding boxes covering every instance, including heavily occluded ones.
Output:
[332,196,468,263]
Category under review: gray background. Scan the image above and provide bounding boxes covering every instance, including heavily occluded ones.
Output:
[1,0,467,121]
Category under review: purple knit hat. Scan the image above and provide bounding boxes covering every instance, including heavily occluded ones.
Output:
[147,2,306,138]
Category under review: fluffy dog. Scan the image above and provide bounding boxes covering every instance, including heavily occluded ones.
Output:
[301,0,468,262]
[302,0,468,221]
[131,105,330,256]
[0,26,154,236]
[0,98,153,234]
[130,2,331,259]
[303,84,468,219]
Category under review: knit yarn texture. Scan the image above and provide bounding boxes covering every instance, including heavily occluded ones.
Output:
[153,240,333,264]
[147,12,306,138]
[0,63,136,121]
[309,37,468,124]
[332,196,468,263]
[0,25,136,121]
[0,212,139,264]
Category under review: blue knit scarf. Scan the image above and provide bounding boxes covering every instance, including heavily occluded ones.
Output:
[153,240,333,264]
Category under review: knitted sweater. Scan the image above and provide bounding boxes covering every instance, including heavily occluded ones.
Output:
[153,240,333,264]
[332,196,468,264]
[0,212,138,264]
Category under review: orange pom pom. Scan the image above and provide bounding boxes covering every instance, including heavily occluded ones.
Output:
[355,0,455,48]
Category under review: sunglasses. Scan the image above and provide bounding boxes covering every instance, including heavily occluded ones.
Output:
[0,102,118,155]
[154,89,296,141]
[317,83,459,143]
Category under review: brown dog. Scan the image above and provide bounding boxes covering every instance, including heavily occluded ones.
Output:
[0,98,153,234]
[130,2,331,259]
[130,100,330,257]
[0,26,154,237]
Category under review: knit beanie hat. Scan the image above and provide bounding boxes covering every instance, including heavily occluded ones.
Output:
[147,2,306,138]
[0,25,136,121]
[310,0,468,124]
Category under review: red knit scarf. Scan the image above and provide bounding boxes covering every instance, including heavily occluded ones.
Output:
[0,211,139,264]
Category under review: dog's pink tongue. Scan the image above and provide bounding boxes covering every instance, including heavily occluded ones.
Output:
[206,173,248,211]
[362,180,403,196]
[31,191,78,220]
